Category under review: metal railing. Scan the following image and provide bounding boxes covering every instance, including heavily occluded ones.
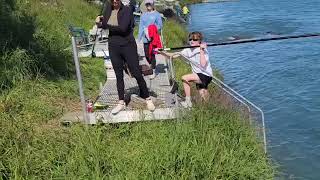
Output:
[210,75,267,153]
[176,52,267,153]
[157,51,179,107]
[71,36,89,124]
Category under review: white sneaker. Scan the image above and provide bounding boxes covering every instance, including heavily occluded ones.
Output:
[146,98,155,111]
[111,102,125,115]
[181,101,192,108]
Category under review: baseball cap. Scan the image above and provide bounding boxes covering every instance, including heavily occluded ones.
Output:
[144,0,154,5]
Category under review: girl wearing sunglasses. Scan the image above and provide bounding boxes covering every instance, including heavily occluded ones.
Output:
[162,32,213,108]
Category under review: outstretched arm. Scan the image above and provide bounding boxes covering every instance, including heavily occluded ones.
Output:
[155,49,181,59]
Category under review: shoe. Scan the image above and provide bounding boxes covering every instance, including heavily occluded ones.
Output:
[149,69,156,79]
[111,101,125,115]
[181,101,192,108]
[146,98,155,111]
[149,73,156,79]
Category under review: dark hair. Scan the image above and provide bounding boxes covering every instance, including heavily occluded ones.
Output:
[109,0,121,4]
[188,31,203,41]
[145,3,155,10]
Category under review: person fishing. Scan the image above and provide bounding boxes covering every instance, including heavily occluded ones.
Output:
[138,0,163,79]
[161,31,213,108]
[95,0,155,115]
[156,31,320,108]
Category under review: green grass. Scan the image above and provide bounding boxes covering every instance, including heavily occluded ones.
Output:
[0,0,274,179]
[180,0,203,6]
[0,58,106,178]
[1,104,273,179]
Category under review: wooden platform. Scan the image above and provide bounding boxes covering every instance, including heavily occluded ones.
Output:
[94,41,183,123]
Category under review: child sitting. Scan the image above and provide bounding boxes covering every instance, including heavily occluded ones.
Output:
[165,31,213,108]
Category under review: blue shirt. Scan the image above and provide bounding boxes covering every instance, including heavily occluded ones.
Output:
[138,11,163,43]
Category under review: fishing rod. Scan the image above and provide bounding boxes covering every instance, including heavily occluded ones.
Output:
[159,33,320,51]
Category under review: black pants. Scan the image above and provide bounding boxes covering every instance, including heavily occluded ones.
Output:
[109,42,149,100]
[143,43,156,69]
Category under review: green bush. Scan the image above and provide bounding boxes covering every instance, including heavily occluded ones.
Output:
[0,0,36,55]
[0,49,34,89]
[0,0,99,89]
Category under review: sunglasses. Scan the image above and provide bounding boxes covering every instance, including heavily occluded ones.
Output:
[189,38,200,41]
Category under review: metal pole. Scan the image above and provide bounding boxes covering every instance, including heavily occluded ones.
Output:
[169,56,179,107]
[71,36,88,124]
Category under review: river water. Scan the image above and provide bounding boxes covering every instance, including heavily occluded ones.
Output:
[187,0,320,179]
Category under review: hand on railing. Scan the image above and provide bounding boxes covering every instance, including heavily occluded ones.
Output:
[172,53,181,59]
[154,48,180,58]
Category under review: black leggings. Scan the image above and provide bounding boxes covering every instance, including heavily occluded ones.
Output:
[109,42,149,100]
[143,43,156,69]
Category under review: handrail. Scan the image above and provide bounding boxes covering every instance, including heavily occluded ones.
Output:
[158,51,251,114]
[211,75,267,153]
[177,53,267,153]
[71,37,89,124]
[157,51,176,82]
[157,51,171,58]
[76,39,108,48]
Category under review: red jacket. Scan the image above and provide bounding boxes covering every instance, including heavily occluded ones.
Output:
[148,24,162,58]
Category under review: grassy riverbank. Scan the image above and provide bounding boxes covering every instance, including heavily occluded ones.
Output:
[0,0,273,179]
[180,0,203,5]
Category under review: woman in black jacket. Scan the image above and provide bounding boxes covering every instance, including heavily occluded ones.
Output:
[96,0,155,115]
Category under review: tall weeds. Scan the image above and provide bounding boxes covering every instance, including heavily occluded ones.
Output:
[0,0,99,89]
